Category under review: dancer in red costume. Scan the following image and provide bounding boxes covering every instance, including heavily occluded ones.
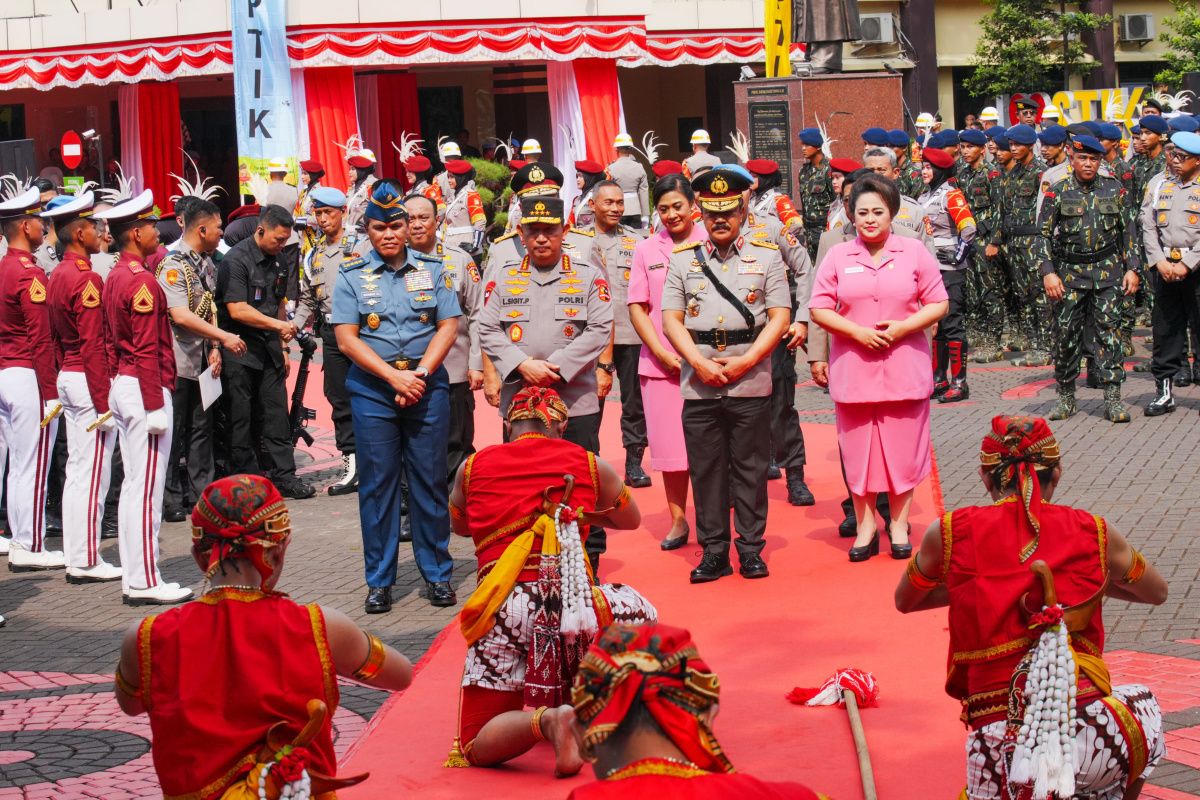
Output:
[896,416,1169,800]
[114,474,414,800]
[446,386,656,776]
[569,622,830,798]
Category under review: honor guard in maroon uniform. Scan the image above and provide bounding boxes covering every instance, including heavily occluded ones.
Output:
[96,190,191,605]
[0,187,65,571]
[45,192,122,583]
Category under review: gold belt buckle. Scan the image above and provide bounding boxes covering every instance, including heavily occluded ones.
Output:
[714,329,727,352]
[394,359,410,370]
[1170,247,1183,261]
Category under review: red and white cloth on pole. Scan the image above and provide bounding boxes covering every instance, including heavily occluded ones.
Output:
[786,668,881,708]
[548,59,627,208]
[117,82,182,215]
[302,67,360,194]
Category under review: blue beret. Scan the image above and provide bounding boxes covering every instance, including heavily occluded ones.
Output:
[925,131,945,149]
[1081,121,1103,136]
[1169,115,1200,133]
[363,182,409,223]
[992,132,1011,150]
[941,130,960,145]
[1172,131,1200,156]
[984,126,1007,140]
[887,129,910,148]
[1038,126,1068,146]
[1006,124,1037,145]
[862,127,889,146]
[959,129,987,146]
[798,128,824,147]
[1131,124,1141,135]
[1097,123,1124,141]
[1070,135,1105,156]
[712,163,754,183]
[309,186,347,209]
[1139,115,1169,135]
[44,195,73,210]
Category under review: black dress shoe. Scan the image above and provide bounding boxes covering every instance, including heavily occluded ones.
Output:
[364,586,392,614]
[398,514,413,543]
[624,447,652,489]
[277,478,317,499]
[848,534,880,562]
[428,581,457,607]
[163,506,187,523]
[786,471,815,506]
[739,553,769,579]
[838,515,857,538]
[45,508,63,535]
[766,462,782,480]
[690,552,733,584]
[660,522,690,551]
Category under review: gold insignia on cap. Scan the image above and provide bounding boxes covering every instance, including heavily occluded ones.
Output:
[534,201,548,214]
[711,174,729,195]
[529,165,545,183]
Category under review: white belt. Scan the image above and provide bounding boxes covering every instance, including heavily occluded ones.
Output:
[444,226,474,235]
[933,237,958,247]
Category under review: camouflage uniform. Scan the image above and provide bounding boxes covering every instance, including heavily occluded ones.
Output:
[895,155,925,200]
[796,159,834,262]
[1106,155,1140,351]
[1034,171,1140,421]
[995,157,1053,364]
[956,159,1006,359]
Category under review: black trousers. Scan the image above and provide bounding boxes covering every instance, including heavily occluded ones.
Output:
[320,325,355,455]
[769,343,806,471]
[563,411,605,557]
[933,269,967,344]
[222,355,296,481]
[611,344,647,451]
[682,395,771,560]
[165,377,214,510]
[1150,271,1200,381]
[447,381,476,485]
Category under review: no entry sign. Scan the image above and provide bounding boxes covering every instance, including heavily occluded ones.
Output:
[61,130,83,169]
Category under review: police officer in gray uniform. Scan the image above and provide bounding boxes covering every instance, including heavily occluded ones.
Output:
[294,187,366,495]
[580,179,651,487]
[662,169,792,584]
[482,164,564,282]
[607,133,650,229]
[478,195,614,569]
[684,129,723,178]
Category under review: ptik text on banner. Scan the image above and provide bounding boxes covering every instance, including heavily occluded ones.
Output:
[231,0,298,193]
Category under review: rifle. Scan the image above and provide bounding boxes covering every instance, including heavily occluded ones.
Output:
[289,331,318,446]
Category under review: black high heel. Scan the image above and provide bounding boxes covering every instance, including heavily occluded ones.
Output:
[848,533,879,562]
[888,525,912,560]
[660,522,690,551]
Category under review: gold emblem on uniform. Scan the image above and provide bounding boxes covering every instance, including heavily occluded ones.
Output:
[444,273,453,289]
[529,166,545,183]
[131,283,154,313]
[80,281,101,309]
[710,175,729,195]
[623,269,631,281]
[1191,215,1199,225]
[687,299,700,317]
[1170,248,1183,261]
[745,290,757,303]
[419,312,430,323]
[366,312,381,330]
[28,277,46,304]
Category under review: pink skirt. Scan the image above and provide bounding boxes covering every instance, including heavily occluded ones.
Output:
[834,399,932,496]
[639,375,688,472]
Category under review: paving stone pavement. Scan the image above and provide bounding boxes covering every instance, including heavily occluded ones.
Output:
[0,340,1197,796]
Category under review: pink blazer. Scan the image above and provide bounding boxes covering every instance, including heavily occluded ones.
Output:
[808,234,948,404]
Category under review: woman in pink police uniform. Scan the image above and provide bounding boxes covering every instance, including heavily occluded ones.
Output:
[627,173,708,550]
[808,174,948,563]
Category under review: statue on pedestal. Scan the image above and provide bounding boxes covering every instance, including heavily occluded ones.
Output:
[793,0,861,74]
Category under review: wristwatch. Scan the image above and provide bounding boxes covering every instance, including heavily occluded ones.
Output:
[596,361,616,374]
[413,366,430,379]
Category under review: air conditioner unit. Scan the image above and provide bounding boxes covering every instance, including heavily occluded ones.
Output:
[1119,14,1155,42]
[858,14,896,45]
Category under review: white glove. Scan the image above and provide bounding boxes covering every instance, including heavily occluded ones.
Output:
[146,408,170,436]
[42,400,60,422]
[95,413,116,433]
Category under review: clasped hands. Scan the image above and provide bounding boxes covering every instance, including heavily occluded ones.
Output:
[850,319,911,352]
[390,368,426,407]
[692,353,754,387]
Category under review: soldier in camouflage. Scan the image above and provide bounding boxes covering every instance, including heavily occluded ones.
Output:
[1035,136,1141,423]
[890,129,924,200]
[1099,122,1140,356]
[795,127,835,262]
[956,128,1007,361]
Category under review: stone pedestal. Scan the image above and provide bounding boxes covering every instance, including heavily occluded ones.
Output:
[733,73,904,196]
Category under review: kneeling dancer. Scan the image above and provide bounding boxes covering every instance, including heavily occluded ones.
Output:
[447,386,656,775]
[115,474,413,799]
[896,416,1168,800]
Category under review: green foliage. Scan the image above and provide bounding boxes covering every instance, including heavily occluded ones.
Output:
[1156,0,1200,88]
[966,0,1112,97]
[469,158,510,194]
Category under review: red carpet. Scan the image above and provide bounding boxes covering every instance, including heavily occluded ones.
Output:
[339,401,965,798]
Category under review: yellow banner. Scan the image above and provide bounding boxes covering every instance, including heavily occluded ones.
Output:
[765,0,792,78]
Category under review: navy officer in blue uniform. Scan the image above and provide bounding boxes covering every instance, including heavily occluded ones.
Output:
[332,182,462,613]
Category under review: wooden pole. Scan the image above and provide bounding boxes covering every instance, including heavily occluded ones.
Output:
[843,689,878,800]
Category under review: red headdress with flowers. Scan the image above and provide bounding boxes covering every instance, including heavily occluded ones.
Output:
[572,623,733,774]
[191,474,292,587]
[979,416,1061,561]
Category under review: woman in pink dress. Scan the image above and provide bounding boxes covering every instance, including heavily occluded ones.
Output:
[809,174,948,563]
[627,173,708,550]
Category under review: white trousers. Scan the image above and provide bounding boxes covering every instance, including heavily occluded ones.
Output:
[109,375,172,591]
[0,367,56,552]
[57,371,115,568]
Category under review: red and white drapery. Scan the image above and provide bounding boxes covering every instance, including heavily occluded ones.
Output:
[299,67,360,193]
[548,60,627,204]
[117,81,182,214]
[0,20,800,91]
